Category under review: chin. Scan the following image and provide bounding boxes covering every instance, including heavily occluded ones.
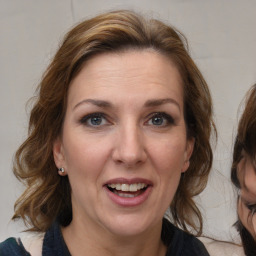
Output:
[102,213,159,238]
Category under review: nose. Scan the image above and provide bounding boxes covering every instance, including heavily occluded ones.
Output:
[112,124,147,168]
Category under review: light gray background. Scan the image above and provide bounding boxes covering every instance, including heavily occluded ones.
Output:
[1,0,256,242]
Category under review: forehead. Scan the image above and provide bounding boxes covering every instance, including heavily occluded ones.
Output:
[77,49,182,83]
[238,155,256,197]
[68,49,184,107]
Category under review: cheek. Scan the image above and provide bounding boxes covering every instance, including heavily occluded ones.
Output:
[237,199,244,220]
[149,137,187,173]
[253,215,256,234]
[148,138,186,198]
[63,133,111,179]
[238,199,248,231]
[63,138,112,208]
[238,198,255,236]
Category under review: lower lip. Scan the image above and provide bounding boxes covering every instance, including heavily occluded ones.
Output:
[104,186,152,207]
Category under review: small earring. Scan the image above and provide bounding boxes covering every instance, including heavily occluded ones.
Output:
[58,167,65,174]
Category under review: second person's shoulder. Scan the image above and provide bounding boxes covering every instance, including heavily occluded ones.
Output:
[198,236,245,256]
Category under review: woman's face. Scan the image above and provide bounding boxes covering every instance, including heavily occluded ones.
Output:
[237,152,256,240]
[53,50,194,238]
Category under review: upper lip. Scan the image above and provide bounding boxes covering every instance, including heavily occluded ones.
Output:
[104,177,153,186]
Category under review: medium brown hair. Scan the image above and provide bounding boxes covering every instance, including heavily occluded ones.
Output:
[231,84,256,253]
[231,84,256,187]
[13,10,215,235]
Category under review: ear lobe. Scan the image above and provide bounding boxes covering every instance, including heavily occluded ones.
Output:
[181,137,195,173]
[53,137,65,169]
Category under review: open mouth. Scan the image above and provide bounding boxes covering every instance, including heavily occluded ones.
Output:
[106,183,149,198]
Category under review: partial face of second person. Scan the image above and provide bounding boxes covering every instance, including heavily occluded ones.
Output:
[237,151,256,240]
[53,49,194,238]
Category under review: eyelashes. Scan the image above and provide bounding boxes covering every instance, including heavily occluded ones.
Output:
[79,112,175,128]
[245,203,256,215]
[79,112,109,127]
[145,112,175,127]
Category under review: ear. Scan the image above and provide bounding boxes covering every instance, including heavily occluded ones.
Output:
[181,137,195,173]
[53,137,67,176]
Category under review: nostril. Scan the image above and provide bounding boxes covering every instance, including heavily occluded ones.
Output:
[113,148,145,165]
[111,131,147,166]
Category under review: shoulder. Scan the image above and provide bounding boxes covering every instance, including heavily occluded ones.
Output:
[0,237,30,256]
[162,219,210,256]
[177,230,210,256]
[0,234,44,256]
[198,237,245,256]
[21,233,44,256]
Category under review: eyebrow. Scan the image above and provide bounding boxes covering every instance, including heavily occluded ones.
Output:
[73,98,181,111]
[73,99,112,110]
[144,98,181,111]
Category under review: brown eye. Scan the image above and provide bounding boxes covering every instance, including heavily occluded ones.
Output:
[245,203,256,215]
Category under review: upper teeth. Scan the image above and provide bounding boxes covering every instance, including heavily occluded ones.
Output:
[108,183,147,192]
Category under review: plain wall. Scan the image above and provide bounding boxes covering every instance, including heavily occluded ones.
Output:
[1,0,256,241]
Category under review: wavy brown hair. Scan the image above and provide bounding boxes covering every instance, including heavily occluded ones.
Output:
[231,84,256,187]
[13,10,216,235]
[231,84,256,253]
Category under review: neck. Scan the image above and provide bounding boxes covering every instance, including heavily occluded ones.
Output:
[62,218,167,256]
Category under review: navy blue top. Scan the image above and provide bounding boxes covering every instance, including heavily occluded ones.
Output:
[0,219,209,255]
